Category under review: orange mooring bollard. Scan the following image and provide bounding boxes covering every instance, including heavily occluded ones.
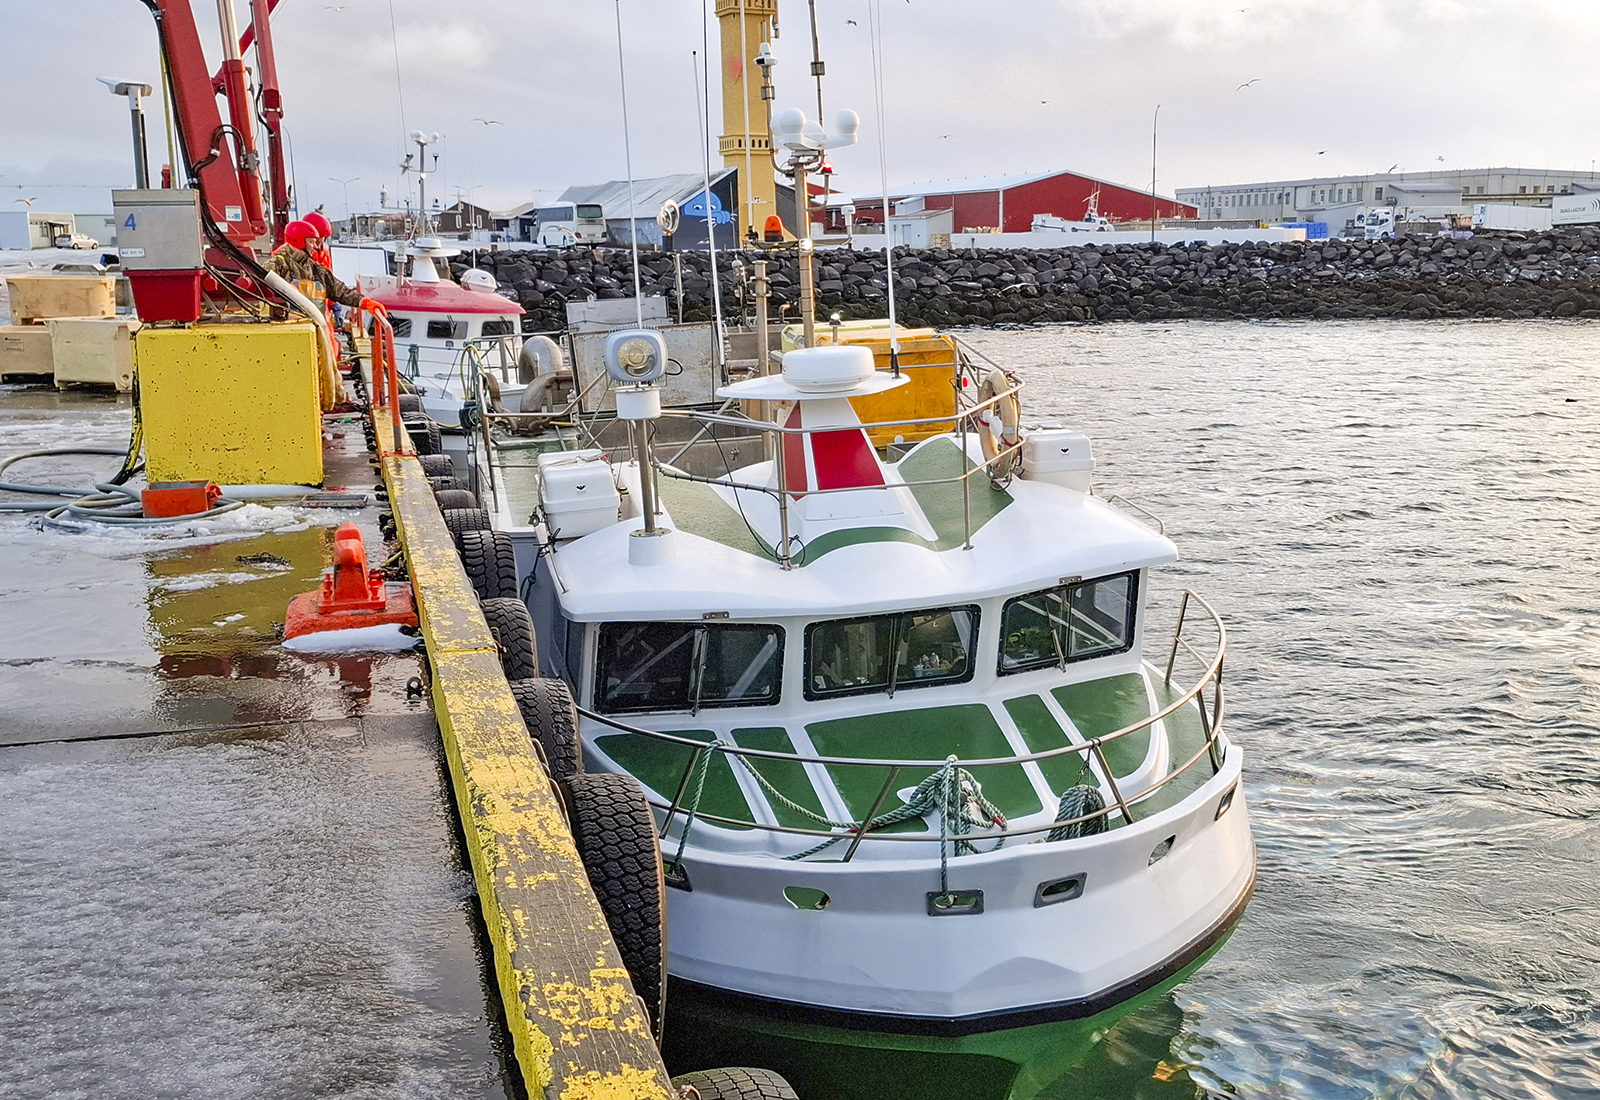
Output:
[283,522,418,641]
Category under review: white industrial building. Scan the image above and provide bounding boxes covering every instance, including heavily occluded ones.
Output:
[1176,168,1597,232]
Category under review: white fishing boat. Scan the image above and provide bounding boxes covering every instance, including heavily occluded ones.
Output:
[443,297,1253,1095]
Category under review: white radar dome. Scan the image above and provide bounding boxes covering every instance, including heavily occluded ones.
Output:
[782,344,876,392]
[460,268,497,293]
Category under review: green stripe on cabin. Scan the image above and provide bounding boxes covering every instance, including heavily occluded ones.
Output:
[731,726,830,829]
[789,438,1014,565]
[806,704,1042,828]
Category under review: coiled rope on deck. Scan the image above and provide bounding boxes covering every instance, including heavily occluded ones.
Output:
[667,745,1007,899]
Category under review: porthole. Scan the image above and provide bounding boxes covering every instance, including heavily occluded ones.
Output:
[1148,835,1176,866]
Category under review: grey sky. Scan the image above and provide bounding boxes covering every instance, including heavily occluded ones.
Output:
[4,0,1599,218]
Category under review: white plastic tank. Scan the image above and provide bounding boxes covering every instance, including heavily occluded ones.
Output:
[1020,429,1094,493]
[537,449,621,538]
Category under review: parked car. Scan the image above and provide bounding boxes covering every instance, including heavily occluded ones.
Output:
[54,233,100,249]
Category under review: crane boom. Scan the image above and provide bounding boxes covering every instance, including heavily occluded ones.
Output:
[137,0,271,249]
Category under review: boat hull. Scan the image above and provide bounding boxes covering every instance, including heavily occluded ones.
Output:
[659,749,1253,1022]
[662,919,1246,1100]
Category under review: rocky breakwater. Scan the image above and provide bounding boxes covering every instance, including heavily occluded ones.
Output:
[457,227,1600,331]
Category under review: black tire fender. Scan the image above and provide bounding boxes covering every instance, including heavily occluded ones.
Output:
[441,506,491,549]
[433,487,478,512]
[508,677,582,780]
[670,1068,799,1100]
[418,453,454,479]
[458,528,518,602]
[562,771,668,1040]
[480,596,538,679]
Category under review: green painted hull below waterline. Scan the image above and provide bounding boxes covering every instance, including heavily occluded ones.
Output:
[661,931,1236,1100]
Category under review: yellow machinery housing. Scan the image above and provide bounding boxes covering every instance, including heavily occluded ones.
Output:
[783,320,960,448]
[138,320,324,485]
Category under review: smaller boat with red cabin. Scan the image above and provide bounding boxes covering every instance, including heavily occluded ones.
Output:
[358,238,528,430]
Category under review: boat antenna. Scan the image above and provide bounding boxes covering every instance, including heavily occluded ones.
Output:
[694,31,727,378]
[614,0,645,328]
[866,0,900,368]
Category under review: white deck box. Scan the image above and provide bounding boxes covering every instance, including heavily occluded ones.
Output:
[1020,429,1094,493]
[537,449,620,539]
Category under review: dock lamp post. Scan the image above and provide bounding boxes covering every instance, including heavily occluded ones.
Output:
[770,105,859,347]
[97,78,154,190]
[329,176,361,223]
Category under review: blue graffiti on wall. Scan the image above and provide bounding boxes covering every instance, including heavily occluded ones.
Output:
[683,191,733,225]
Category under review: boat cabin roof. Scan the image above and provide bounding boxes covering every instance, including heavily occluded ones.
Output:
[550,454,1176,621]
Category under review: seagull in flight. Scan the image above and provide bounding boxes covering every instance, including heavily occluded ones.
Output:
[1317,150,1327,155]
[14,197,36,206]
[472,118,504,127]
[325,5,345,10]
[846,18,857,24]
[1236,78,1260,90]
[1387,163,1399,173]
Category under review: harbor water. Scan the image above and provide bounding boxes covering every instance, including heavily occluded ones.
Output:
[6,318,1600,1098]
[958,319,1600,1099]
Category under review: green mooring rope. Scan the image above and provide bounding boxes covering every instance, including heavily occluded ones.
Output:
[666,744,1008,885]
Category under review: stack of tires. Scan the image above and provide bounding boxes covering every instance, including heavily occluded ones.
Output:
[428,465,798,1099]
[433,469,669,1039]
[399,395,442,456]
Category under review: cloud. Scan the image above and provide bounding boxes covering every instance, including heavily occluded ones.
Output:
[4,0,1600,219]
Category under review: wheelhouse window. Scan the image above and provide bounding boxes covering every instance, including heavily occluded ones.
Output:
[480,319,515,337]
[426,319,467,340]
[999,571,1138,675]
[596,621,783,714]
[805,606,978,700]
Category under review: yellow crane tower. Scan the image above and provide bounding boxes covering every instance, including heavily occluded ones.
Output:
[716,0,780,237]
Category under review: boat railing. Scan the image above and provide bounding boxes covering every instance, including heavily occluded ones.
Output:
[651,373,1029,565]
[574,592,1228,858]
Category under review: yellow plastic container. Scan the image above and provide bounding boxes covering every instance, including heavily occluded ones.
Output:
[0,325,54,378]
[783,320,960,447]
[48,317,139,392]
[5,274,116,325]
[137,320,324,486]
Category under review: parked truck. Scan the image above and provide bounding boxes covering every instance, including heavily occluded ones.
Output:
[1472,203,1554,232]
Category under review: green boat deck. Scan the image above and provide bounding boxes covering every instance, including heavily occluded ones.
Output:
[593,664,1214,838]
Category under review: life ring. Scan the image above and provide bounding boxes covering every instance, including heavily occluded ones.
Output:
[974,367,1022,468]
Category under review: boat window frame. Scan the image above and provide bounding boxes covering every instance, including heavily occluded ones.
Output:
[593,620,786,715]
[803,604,982,701]
[426,318,467,341]
[996,570,1140,676]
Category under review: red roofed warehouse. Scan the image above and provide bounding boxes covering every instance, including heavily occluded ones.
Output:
[845,170,1196,233]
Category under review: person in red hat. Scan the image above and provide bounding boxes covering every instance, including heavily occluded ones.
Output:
[265,219,363,310]
[303,210,335,268]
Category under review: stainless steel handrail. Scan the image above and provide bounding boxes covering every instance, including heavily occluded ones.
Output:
[576,593,1228,850]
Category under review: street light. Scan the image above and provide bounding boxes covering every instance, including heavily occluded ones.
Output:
[329,176,361,223]
[97,78,154,189]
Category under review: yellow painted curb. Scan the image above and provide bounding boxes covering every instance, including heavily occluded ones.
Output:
[375,412,673,1100]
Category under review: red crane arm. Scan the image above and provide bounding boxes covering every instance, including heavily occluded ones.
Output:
[246,0,290,243]
[138,0,269,249]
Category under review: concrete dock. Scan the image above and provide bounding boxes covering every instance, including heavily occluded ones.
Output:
[0,381,667,1098]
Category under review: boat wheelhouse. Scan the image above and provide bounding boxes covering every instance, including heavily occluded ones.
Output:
[465,334,1255,1089]
[363,239,526,429]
